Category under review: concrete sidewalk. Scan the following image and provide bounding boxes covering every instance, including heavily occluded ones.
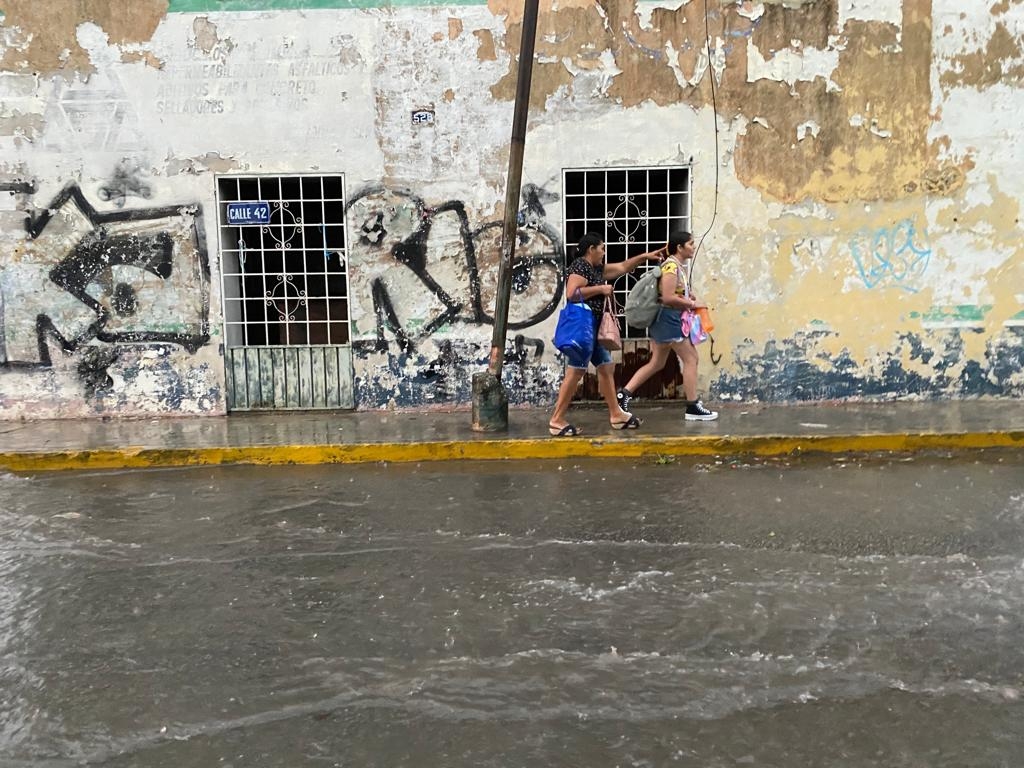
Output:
[1,400,1022,472]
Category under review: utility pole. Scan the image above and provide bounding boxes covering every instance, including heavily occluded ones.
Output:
[472,0,541,432]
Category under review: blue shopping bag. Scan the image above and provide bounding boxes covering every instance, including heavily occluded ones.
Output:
[553,300,594,355]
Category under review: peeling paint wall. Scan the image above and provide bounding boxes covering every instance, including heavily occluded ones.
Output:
[1,0,1021,418]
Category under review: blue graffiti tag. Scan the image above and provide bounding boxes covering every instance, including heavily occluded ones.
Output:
[850,218,931,292]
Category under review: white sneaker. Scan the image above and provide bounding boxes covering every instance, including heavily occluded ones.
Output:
[684,400,718,421]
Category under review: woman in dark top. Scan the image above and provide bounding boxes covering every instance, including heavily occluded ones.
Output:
[548,232,664,436]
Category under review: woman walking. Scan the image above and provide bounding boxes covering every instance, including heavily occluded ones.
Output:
[548,233,663,436]
[616,230,718,421]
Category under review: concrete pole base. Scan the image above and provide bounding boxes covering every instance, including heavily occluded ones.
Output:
[471,371,509,432]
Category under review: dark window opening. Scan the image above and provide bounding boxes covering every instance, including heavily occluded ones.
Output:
[217,175,350,348]
[562,166,691,340]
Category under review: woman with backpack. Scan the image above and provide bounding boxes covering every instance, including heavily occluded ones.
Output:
[616,230,718,421]
[548,233,664,436]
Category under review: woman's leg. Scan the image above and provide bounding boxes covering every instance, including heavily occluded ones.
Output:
[596,362,631,421]
[549,367,586,428]
[674,340,699,401]
[623,344,671,394]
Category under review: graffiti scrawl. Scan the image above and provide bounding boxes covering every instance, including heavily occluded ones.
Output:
[850,218,931,292]
[346,183,564,353]
[98,160,154,209]
[0,184,210,383]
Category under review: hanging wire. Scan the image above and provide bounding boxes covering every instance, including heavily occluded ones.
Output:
[690,0,722,286]
[690,0,723,364]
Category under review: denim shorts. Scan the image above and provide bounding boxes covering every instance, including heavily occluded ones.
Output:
[649,307,684,343]
[562,316,613,370]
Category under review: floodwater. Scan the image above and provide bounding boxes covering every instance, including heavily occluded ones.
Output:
[2,452,1024,767]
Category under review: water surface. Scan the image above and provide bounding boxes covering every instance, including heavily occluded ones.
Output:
[1,453,1023,766]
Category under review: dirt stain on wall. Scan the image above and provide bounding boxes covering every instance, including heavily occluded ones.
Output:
[474,29,498,61]
[939,21,1024,90]
[0,111,43,142]
[0,0,168,76]
[487,0,985,204]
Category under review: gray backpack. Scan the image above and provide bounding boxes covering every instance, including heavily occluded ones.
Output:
[624,265,662,328]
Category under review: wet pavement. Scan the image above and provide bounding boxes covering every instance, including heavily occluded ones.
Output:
[2,453,1024,766]
[1,400,1023,472]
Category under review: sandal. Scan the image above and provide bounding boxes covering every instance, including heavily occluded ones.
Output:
[548,423,581,437]
[610,414,642,430]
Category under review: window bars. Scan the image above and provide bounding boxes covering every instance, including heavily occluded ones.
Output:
[562,166,691,340]
[217,175,350,349]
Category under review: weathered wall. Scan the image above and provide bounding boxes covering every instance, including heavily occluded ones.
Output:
[0,0,1021,418]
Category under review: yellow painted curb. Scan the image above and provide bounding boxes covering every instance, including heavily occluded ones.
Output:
[0,431,1021,472]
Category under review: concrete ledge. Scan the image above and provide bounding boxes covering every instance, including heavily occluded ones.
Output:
[2,430,1022,472]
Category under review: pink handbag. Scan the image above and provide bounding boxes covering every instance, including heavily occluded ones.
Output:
[597,296,622,351]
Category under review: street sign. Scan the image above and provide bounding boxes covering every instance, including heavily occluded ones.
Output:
[227,201,271,226]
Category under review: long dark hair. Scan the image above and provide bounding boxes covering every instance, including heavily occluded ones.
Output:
[574,232,604,260]
[667,230,693,256]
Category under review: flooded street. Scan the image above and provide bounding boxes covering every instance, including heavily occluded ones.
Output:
[2,453,1023,767]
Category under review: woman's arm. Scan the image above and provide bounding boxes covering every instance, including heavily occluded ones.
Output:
[565,274,611,301]
[603,246,666,280]
[659,270,690,310]
[658,268,706,310]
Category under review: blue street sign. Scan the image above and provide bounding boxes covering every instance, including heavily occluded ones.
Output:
[227,201,271,226]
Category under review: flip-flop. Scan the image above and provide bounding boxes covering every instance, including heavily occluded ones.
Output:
[610,414,642,430]
[548,423,581,437]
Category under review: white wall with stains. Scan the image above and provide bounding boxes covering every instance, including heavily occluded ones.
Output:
[0,0,1021,419]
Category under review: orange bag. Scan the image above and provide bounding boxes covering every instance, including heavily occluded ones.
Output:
[696,306,715,333]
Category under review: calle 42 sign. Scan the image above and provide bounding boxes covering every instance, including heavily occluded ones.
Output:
[227,201,272,226]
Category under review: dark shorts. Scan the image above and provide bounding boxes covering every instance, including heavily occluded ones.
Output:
[562,316,613,370]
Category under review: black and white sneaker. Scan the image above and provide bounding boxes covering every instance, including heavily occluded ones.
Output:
[616,387,633,413]
[684,400,718,421]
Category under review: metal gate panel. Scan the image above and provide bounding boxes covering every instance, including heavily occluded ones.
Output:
[225,345,354,411]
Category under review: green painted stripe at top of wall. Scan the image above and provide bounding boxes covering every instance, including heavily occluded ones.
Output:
[169,0,486,10]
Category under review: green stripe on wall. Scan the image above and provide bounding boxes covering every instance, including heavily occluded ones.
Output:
[911,305,993,323]
[169,0,486,10]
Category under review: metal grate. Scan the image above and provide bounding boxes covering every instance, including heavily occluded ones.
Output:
[224,345,354,410]
[217,175,350,348]
[216,174,354,411]
[562,166,691,340]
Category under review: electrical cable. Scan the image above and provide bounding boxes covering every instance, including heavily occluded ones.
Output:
[691,0,723,365]
[690,0,721,286]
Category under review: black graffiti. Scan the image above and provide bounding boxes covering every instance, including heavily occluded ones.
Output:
[2,183,210,375]
[348,184,564,353]
[518,182,557,228]
[51,230,173,317]
[360,195,475,353]
[112,282,139,316]
[77,346,121,396]
[0,180,36,194]
[472,220,564,327]
[415,339,465,401]
[98,161,153,209]
[501,333,550,398]
[31,315,102,369]
[507,333,545,363]
[390,198,476,332]
[26,183,195,238]
[410,335,546,402]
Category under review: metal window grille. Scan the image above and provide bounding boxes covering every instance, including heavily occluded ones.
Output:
[562,166,691,340]
[216,174,349,348]
[215,174,353,410]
